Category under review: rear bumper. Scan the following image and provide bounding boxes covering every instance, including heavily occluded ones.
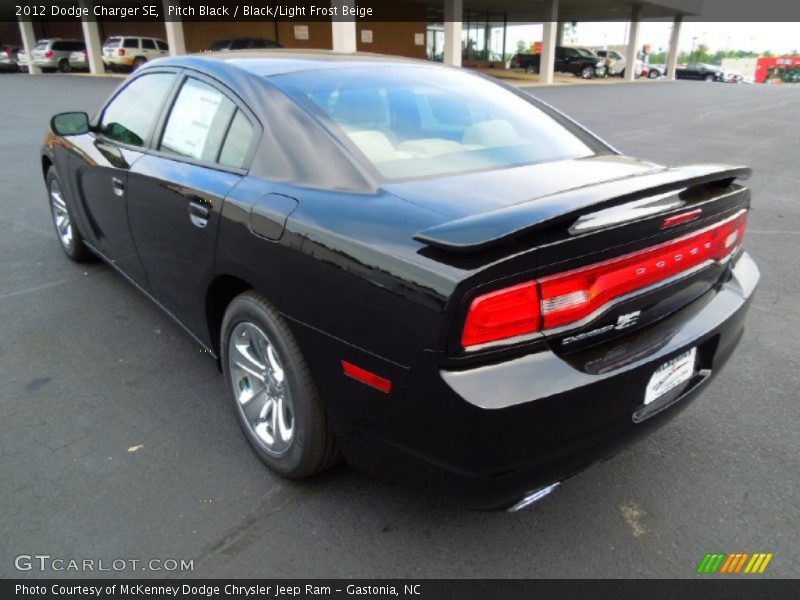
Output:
[32,58,59,68]
[326,252,759,510]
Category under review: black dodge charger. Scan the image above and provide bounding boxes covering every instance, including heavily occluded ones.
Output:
[42,50,759,510]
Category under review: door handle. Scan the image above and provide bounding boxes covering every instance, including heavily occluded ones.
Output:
[111,177,125,197]
[188,200,210,228]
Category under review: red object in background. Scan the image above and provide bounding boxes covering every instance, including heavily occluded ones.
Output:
[755,55,800,83]
[533,42,542,54]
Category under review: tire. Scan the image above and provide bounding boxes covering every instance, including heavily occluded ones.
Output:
[106,63,115,73]
[46,167,91,262]
[525,63,538,75]
[132,57,146,70]
[705,74,715,82]
[648,69,659,79]
[580,65,594,79]
[58,58,71,73]
[221,291,340,479]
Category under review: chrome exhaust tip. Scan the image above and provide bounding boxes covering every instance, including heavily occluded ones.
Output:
[507,482,561,512]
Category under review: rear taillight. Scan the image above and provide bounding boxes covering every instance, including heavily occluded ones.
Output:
[118,48,125,56]
[462,282,540,348]
[461,210,748,348]
[4,49,10,59]
[45,50,53,58]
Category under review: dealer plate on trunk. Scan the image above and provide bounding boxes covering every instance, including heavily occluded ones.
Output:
[644,348,697,405]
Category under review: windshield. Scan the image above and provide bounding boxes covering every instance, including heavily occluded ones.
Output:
[273,67,594,180]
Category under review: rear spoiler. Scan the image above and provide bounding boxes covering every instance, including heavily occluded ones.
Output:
[413,164,751,253]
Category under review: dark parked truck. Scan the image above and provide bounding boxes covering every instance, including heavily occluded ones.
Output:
[42,51,758,511]
[676,62,725,82]
[511,46,606,78]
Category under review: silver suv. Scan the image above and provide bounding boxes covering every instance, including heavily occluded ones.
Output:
[30,38,86,72]
[102,36,168,72]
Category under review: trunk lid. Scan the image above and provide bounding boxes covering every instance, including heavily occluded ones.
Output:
[397,157,752,358]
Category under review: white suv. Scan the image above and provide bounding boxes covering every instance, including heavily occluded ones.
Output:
[102,36,168,72]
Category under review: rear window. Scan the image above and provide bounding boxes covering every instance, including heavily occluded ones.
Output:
[273,67,593,180]
[103,37,121,49]
[34,42,48,51]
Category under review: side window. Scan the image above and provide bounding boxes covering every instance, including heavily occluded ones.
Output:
[123,38,139,49]
[142,39,156,50]
[99,72,176,147]
[160,78,237,163]
[157,40,169,51]
[52,42,66,51]
[219,111,255,168]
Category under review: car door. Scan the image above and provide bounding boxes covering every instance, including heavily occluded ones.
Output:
[65,70,178,287]
[140,38,157,60]
[554,47,566,72]
[125,73,259,338]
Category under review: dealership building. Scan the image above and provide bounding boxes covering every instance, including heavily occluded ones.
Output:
[5,0,702,83]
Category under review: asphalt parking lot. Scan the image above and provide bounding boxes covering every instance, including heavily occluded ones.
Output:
[1,73,798,579]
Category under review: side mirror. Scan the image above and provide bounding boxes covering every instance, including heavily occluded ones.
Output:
[51,112,90,136]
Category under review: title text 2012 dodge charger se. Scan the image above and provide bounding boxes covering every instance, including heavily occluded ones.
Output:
[42,51,758,510]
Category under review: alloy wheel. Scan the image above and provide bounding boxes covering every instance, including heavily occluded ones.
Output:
[228,321,295,456]
[49,178,73,250]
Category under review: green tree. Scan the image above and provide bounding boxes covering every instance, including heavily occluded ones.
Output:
[564,22,578,44]
[516,40,527,54]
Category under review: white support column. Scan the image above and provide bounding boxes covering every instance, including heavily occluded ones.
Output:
[624,4,641,82]
[331,0,357,52]
[556,21,565,46]
[443,0,463,67]
[539,0,559,85]
[666,15,682,81]
[18,19,40,75]
[79,1,105,74]
[162,0,187,55]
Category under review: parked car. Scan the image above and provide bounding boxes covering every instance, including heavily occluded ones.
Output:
[595,50,645,78]
[102,36,168,71]
[42,51,758,510]
[17,48,28,72]
[511,46,605,78]
[68,49,89,71]
[208,37,283,51]
[647,63,668,78]
[722,70,743,84]
[29,38,85,72]
[675,62,725,82]
[596,49,625,75]
[0,44,20,72]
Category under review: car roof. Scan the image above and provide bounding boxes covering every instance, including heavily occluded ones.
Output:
[156,49,435,77]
